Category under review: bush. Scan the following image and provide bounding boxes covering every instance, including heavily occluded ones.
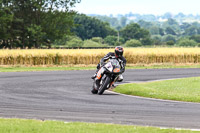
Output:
[166,40,175,46]
[162,35,177,42]
[53,35,81,46]
[66,37,83,47]
[141,37,153,45]
[91,37,103,44]
[83,40,108,47]
[115,41,122,46]
[176,38,198,47]
[125,39,142,47]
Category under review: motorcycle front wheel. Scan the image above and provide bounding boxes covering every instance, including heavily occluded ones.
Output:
[98,76,111,95]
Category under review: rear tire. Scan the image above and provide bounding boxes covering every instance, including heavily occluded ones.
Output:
[98,77,111,95]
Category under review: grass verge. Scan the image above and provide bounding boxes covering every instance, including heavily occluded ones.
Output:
[0,118,196,133]
[1,64,200,72]
[0,66,96,72]
[114,77,200,103]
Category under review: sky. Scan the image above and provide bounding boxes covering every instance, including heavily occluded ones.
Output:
[72,0,200,16]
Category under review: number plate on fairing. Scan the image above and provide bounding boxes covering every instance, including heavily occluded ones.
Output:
[105,62,113,72]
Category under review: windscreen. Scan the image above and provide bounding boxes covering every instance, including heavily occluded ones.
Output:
[110,59,120,68]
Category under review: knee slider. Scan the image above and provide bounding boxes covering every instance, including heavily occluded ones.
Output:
[117,75,123,82]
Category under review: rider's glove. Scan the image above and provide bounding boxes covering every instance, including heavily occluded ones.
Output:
[97,63,101,69]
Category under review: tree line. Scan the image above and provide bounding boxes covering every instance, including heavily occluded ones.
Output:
[53,14,152,48]
[93,15,200,47]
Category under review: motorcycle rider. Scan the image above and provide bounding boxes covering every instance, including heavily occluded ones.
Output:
[91,46,126,94]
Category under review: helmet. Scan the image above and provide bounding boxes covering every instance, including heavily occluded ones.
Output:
[115,46,124,57]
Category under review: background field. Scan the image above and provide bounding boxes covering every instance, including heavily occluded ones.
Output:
[1,48,200,66]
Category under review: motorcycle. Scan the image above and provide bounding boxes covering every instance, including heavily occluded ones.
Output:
[91,58,123,95]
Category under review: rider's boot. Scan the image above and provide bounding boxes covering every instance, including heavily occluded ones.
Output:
[91,73,97,79]
[91,68,99,79]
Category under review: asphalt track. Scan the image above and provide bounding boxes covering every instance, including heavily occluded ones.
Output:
[1,68,200,129]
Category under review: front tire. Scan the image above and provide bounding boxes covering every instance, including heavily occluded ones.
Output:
[91,80,98,94]
[91,88,98,94]
[98,77,111,95]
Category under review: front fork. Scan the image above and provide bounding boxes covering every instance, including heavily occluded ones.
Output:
[94,67,119,90]
[96,67,105,80]
[101,74,118,89]
[110,75,119,87]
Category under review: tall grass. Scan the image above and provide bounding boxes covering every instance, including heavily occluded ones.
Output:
[1,48,200,66]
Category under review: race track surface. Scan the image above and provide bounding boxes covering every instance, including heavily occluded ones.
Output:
[1,68,200,129]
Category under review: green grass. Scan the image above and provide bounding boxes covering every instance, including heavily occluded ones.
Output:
[0,118,196,133]
[0,66,96,72]
[1,64,200,72]
[127,64,200,69]
[114,77,200,103]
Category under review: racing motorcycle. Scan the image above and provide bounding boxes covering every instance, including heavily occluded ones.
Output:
[91,58,123,95]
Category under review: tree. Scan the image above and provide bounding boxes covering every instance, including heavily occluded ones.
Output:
[165,27,176,35]
[42,10,76,43]
[149,26,160,35]
[184,26,198,36]
[120,17,127,27]
[94,15,120,29]
[190,35,200,43]
[104,36,117,46]
[162,19,180,36]
[105,23,118,36]
[175,12,185,18]
[120,23,140,41]
[162,35,177,42]
[151,35,162,45]
[159,28,165,36]
[141,37,153,46]
[0,0,81,48]
[120,23,153,45]
[162,12,173,19]
[180,23,191,30]
[137,20,153,29]
[72,14,117,40]
[0,7,13,48]
[27,24,46,48]
[120,23,151,43]
[167,18,178,25]
[104,35,125,46]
